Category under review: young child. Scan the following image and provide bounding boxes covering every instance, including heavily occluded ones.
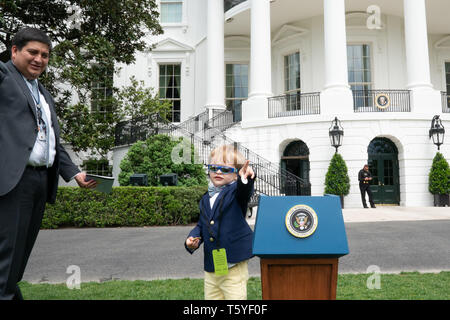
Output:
[185,145,256,300]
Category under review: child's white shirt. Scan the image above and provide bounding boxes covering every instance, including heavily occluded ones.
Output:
[209,193,219,209]
[209,179,248,209]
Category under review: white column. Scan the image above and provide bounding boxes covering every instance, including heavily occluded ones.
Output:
[249,0,272,98]
[320,0,353,115]
[403,0,441,114]
[205,0,225,110]
[403,0,432,90]
[242,0,272,124]
[323,0,349,91]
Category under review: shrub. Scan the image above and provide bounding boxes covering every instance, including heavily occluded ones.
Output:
[324,153,350,196]
[428,152,450,195]
[118,134,207,187]
[42,186,207,229]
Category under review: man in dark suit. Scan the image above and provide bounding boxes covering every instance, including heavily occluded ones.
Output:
[358,164,376,208]
[0,27,96,300]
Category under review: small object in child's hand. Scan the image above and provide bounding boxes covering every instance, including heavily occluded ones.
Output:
[192,237,201,240]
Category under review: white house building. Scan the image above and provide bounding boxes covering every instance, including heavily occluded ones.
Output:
[75,0,450,208]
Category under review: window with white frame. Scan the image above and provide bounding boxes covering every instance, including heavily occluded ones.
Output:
[225,63,248,122]
[90,66,114,118]
[347,44,372,108]
[159,64,181,122]
[284,52,301,110]
[160,0,183,23]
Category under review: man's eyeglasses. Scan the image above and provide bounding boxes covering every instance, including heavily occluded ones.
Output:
[207,165,238,174]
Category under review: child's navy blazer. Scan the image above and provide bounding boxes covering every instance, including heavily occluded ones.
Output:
[185,176,255,272]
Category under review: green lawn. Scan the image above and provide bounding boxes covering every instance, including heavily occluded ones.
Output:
[18,271,450,300]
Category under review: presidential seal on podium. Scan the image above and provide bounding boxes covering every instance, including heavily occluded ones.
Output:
[253,195,349,300]
[285,204,318,238]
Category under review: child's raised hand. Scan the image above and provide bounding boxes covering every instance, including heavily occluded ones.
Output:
[239,160,255,181]
[186,236,200,250]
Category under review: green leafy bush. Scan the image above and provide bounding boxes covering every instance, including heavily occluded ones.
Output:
[428,152,450,195]
[324,153,350,196]
[118,134,207,187]
[42,186,207,229]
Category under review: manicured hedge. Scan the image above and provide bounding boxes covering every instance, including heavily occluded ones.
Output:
[429,152,450,195]
[42,186,207,229]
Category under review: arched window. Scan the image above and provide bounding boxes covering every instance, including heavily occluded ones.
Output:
[283,140,309,158]
[368,137,398,154]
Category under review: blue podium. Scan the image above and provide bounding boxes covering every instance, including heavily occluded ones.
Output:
[252,195,349,300]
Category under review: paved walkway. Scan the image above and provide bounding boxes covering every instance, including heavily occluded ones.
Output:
[247,205,450,226]
[342,206,450,223]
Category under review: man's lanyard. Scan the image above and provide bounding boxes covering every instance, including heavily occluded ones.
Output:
[26,79,43,129]
[200,195,225,249]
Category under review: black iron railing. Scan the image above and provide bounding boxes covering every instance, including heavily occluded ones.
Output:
[176,109,209,134]
[203,110,238,142]
[352,89,411,112]
[115,108,235,146]
[268,92,320,118]
[204,109,235,131]
[441,91,450,113]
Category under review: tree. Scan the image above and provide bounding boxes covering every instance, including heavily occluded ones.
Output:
[324,153,350,203]
[0,0,164,158]
[60,77,172,158]
[119,135,208,187]
[1,1,162,63]
[428,152,450,195]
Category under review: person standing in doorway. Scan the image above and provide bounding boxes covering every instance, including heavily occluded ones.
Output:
[358,164,376,208]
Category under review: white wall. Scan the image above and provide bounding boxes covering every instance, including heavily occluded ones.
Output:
[114,0,208,121]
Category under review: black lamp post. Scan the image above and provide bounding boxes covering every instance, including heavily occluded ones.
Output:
[429,115,445,151]
[329,117,344,153]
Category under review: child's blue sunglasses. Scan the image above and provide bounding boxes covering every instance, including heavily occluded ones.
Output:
[207,165,238,174]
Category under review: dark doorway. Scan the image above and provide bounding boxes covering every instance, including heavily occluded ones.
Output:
[367,138,400,205]
[281,140,311,195]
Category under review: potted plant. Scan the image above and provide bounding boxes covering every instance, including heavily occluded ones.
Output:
[324,153,350,208]
[428,152,450,207]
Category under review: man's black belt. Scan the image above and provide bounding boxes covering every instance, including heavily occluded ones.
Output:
[26,165,47,171]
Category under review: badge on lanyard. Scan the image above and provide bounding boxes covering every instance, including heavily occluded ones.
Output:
[38,127,46,141]
[212,248,228,276]
[36,104,47,141]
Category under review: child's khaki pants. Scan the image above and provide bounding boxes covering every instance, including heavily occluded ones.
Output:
[204,260,249,300]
